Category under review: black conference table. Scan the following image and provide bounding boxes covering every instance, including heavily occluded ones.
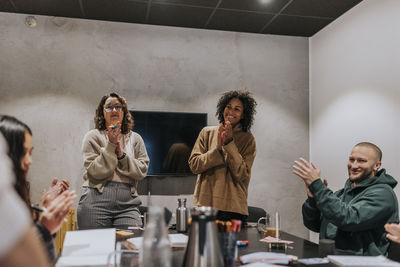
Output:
[236,227,320,260]
[119,226,320,266]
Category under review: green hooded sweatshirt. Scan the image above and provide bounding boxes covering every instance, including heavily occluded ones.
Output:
[302,169,399,256]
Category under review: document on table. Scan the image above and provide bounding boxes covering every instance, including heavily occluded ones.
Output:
[127,233,188,251]
[56,228,116,267]
[239,262,281,267]
[240,252,294,265]
[327,255,400,267]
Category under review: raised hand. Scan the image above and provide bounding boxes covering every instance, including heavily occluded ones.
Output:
[40,178,70,208]
[223,121,233,144]
[293,158,321,186]
[39,190,76,234]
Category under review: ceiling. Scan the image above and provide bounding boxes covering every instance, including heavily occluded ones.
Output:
[0,0,363,37]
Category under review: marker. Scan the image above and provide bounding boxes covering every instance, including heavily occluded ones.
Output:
[237,240,248,247]
[111,125,118,129]
[226,221,232,232]
[232,219,242,232]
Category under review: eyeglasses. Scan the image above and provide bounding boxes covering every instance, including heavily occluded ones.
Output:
[104,105,123,112]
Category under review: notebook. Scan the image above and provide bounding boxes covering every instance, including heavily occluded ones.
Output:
[327,255,400,267]
[56,228,116,267]
[240,252,294,265]
[127,233,188,251]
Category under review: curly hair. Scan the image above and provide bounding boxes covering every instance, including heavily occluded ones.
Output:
[216,89,257,132]
[94,92,134,134]
[0,115,32,209]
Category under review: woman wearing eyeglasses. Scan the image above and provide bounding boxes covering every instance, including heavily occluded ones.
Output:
[77,92,149,230]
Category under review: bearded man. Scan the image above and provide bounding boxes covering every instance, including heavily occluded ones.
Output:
[293,142,399,256]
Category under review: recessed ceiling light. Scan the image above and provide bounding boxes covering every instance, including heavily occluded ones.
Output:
[259,0,272,4]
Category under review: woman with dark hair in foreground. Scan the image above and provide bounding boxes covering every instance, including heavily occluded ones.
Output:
[0,115,75,263]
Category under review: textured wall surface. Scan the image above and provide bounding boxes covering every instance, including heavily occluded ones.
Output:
[0,12,309,237]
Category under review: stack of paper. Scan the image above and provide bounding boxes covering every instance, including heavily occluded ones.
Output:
[56,228,116,267]
[240,252,293,265]
[327,255,400,267]
[127,233,189,251]
[239,263,281,267]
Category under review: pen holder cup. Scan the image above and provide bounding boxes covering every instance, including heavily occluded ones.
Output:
[218,232,238,267]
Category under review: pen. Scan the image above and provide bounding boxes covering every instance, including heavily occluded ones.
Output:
[31,204,46,213]
[31,204,69,222]
[111,125,118,129]
[226,221,232,232]
[232,219,242,232]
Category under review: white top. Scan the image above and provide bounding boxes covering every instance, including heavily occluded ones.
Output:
[0,135,31,258]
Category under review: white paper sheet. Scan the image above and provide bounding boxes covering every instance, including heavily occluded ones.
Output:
[327,255,400,267]
[127,233,188,251]
[56,228,116,267]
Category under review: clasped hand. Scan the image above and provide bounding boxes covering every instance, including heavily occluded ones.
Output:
[107,122,121,144]
[39,178,76,234]
[107,123,124,158]
[39,190,76,234]
[217,121,233,150]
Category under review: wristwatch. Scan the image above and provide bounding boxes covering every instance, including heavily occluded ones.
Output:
[118,152,126,160]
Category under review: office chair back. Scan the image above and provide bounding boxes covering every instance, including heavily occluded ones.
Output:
[247,206,267,223]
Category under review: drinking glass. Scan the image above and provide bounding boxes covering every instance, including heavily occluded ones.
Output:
[257,211,280,239]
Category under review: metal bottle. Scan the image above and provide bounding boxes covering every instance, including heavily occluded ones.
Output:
[182,206,224,267]
[176,198,188,233]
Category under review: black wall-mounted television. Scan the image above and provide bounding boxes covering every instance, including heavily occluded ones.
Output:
[130,110,208,176]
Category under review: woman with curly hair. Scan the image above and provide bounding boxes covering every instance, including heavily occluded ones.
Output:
[77,92,149,229]
[189,89,257,223]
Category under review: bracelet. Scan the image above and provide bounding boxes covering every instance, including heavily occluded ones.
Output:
[118,152,126,160]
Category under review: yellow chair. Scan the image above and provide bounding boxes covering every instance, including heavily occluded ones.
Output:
[54,208,76,255]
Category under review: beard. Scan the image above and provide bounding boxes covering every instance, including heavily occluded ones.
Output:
[348,167,375,184]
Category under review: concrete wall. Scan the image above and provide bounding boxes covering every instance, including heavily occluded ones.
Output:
[0,12,309,237]
[310,0,400,241]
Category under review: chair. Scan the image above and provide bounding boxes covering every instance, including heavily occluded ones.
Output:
[247,206,267,223]
[54,208,76,255]
[388,241,400,262]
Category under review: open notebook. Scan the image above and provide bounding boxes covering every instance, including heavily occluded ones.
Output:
[56,228,116,267]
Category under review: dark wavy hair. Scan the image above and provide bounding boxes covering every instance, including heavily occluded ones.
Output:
[0,115,32,209]
[216,89,257,132]
[94,92,134,134]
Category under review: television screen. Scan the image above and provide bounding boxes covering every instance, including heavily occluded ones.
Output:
[130,110,207,175]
